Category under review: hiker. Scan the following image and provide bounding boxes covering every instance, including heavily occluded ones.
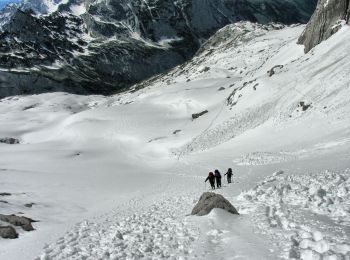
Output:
[224,168,233,183]
[214,169,222,188]
[205,172,216,189]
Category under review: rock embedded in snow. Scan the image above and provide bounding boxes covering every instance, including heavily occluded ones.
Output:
[0,138,19,144]
[0,226,18,239]
[192,110,209,120]
[0,214,36,231]
[299,101,312,111]
[267,65,284,77]
[191,192,239,216]
[24,203,35,208]
[173,130,182,135]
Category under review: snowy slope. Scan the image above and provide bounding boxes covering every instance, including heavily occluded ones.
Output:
[0,22,349,260]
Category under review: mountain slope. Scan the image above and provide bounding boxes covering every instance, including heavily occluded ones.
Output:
[0,0,317,98]
[0,21,349,259]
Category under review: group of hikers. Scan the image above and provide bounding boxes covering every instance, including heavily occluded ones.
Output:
[205,168,233,189]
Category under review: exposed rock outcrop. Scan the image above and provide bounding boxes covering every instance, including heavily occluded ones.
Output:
[298,0,350,53]
[191,192,239,216]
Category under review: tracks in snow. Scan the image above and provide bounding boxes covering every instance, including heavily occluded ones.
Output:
[37,184,199,260]
[237,169,350,259]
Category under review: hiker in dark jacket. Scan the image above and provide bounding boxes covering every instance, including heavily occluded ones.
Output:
[205,172,216,189]
[214,169,222,188]
[224,168,233,183]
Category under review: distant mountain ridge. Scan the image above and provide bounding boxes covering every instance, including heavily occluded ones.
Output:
[0,0,318,98]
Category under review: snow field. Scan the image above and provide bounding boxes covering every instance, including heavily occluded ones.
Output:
[0,23,350,260]
[237,169,350,259]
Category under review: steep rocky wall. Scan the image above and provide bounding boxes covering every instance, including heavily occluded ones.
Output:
[298,0,350,53]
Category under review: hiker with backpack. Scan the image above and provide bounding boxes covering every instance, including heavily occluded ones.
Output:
[214,169,222,188]
[224,168,233,183]
[205,172,216,189]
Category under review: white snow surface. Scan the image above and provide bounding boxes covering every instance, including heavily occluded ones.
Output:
[69,3,86,16]
[0,23,349,260]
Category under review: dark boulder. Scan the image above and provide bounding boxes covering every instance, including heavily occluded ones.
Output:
[191,192,239,216]
[0,214,37,231]
[0,138,20,144]
[299,101,312,111]
[0,226,18,239]
[192,110,208,120]
[0,192,11,196]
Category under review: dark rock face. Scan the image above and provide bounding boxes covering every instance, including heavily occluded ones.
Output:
[191,192,239,216]
[298,0,350,53]
[0,0,317,98]
[0,226,18,239]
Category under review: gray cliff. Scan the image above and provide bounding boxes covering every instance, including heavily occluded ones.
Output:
[298,0,350,53]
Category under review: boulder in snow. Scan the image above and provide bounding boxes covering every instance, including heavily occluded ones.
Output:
[0,138,19,144]
[0,226,18,239]
[192,110,208,120]
[191,192,239,216]
[0,214,37,231]
[0,192,11,196]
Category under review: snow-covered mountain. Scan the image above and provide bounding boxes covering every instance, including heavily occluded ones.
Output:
[0,0,63,15]
[0,0,63,30]
[0,0,20,10]
[0,2,349,258]
[0,0,317,98]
